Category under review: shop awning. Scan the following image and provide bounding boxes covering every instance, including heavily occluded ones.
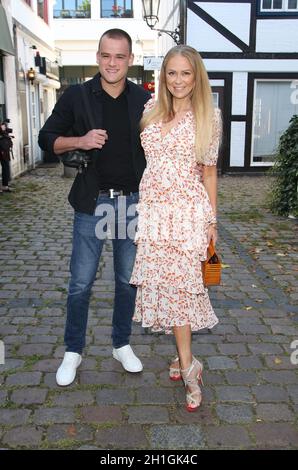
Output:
[0,5,14,56]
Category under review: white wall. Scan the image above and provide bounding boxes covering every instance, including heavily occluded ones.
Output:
[256,19,298,52]
[11,0,55,50]
[232,72,248,115]
[53,0,157,66]
[230,122,246,167]
[197,1,251,46]
[203,58,298,72]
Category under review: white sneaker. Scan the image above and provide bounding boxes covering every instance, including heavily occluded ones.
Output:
[112,345,143,373]
[56,352,82,386]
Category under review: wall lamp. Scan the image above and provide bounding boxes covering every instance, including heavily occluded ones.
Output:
[27,67,36,84]
[141,0,182,45]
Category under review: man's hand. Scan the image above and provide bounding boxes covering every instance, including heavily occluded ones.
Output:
[78,129,108,150]
[53,129,108,154]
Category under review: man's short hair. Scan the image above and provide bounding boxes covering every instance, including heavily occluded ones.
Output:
[98,29,132,54]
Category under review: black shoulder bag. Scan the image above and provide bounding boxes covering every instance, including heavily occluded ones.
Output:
[60,85,95,172]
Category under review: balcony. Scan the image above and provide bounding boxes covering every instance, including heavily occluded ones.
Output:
[101,8,133,18]
[53,9,91,19]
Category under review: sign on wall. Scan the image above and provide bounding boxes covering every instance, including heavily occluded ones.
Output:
[143,56,163,71]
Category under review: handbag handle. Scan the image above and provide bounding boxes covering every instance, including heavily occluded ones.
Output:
[80,85,96,130]
[207,239,216,260]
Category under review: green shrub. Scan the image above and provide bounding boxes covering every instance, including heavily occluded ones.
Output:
[269,114,298,217]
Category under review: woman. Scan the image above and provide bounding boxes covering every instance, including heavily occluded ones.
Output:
[130,45,221,411]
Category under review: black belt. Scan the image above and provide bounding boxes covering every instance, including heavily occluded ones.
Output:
[98,189,138,199]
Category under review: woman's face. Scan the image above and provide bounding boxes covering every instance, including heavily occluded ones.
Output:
[165,55,195,100]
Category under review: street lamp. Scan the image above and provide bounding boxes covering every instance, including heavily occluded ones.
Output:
[142,0,182,45]
[27,67,36,84]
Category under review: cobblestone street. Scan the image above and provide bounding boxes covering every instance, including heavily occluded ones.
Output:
[0,164,297,449]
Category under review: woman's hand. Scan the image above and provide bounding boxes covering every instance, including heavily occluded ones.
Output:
[207,224,218,246]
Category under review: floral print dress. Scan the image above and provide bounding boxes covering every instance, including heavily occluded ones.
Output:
[130,101,221,334]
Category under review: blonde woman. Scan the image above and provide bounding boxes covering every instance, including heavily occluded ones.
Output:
[130,45,221,411]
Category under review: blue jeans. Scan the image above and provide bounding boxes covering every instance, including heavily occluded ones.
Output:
[64,193,139,353]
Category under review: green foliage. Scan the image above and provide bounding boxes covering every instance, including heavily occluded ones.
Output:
[79,0,91,11]
[269,114,298,217]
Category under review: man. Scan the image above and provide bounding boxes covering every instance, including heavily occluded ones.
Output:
[39,29,151,386]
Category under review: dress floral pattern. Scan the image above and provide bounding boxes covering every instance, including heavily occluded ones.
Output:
[130,100,221,334]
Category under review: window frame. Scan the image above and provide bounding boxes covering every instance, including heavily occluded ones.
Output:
[258,0,298,16]
[53,0,91,19]
[100,0,133,19]
[251,78,298,166]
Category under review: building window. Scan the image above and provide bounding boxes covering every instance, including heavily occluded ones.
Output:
[261,0,298,11]
[38,0,49,22]
[251,80,298,165]
[54,0,91,18]
[101,1,133,18]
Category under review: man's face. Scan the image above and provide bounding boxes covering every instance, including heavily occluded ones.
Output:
[96,36,134,86]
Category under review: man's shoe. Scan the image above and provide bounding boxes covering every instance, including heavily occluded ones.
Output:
[112,345,143,373]
[56,352,82,386]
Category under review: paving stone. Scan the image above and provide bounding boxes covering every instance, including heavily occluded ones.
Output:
[216,404,254,424]
[225,371,259,385]
[149,425,205,450]
[52,391,95,407]
[0,390,8,405]
[123,372,157,387]
[127,406,170,424]
[0,409,31,426]
[215,386,254,402]
[136,387,175,404]
[2,426,43,448]
[218,344,249,355]
[17,344,54,356]
[173,404,218,425]
[81,405,122,423]
[248,343,284,355]
[46,424,94,443]
[256,404,295,422]
[94,425,148,449]
[0,359,25,371]
[11,388,48,405]
[96,388,135,405]
[207,356,238,370]
[252,385,289,402]
[260,370,298,384]
[249,423,298,449]
[264,356,297,370]
[238,356,264,369]
[31,359,61,372]
[79,371,123,386]
[205,425,252,449]
[33,407,75,425]
[6,372,42,386]
[287,385,298,404]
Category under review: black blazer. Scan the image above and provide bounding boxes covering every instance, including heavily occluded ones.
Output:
[38,73,151,214]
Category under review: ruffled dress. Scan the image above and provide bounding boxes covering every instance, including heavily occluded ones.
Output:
[130,101,221,334]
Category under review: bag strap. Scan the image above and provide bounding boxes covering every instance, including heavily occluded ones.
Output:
[80,84,96,130]
[207,239,216,259]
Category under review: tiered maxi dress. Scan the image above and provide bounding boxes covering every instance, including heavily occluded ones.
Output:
[130,102,221,334]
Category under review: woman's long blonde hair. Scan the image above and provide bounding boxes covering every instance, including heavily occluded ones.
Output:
[141,45,215,163]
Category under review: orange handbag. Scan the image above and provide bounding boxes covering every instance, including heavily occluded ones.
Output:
[202,240,221,287]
